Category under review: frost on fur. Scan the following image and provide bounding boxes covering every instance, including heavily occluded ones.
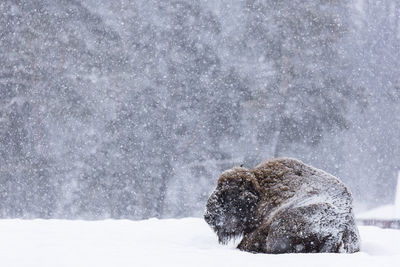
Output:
[204,158,360,254]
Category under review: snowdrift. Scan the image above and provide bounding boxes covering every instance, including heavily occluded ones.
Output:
[358,204,400,220]
[0,218,399,267]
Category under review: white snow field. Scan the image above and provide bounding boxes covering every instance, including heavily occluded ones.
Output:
[358,204,400,220]
[0,218,399,267]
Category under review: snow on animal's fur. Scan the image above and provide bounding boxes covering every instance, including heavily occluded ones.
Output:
[204,158,360,253]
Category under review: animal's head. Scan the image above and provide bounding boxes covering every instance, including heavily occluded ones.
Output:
[204,167,261,244]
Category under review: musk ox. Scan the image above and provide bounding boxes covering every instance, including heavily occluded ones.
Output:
[204,158,360,253]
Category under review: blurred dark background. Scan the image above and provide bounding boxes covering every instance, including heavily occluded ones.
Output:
[0,0,399,219]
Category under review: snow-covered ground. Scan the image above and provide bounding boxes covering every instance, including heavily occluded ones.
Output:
[0,218,399,267]
[357,204,400,220]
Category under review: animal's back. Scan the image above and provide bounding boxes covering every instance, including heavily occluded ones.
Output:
[246,158,359,253]
[251,157,353,212]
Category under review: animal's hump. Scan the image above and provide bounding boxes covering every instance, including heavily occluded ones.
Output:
[251,157,352,206]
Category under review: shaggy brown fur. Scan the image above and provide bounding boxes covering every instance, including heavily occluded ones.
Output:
[204,158,360,254]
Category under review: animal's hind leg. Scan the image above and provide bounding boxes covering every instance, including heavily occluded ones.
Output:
[265,204,343,253]
[265,230,327,253]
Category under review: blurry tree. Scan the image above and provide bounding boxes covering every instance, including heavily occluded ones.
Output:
[101,0,250,218]
[0,0,56,217]
[240,0,356,157]
[0,0,128,218]
[339,0,400,206]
